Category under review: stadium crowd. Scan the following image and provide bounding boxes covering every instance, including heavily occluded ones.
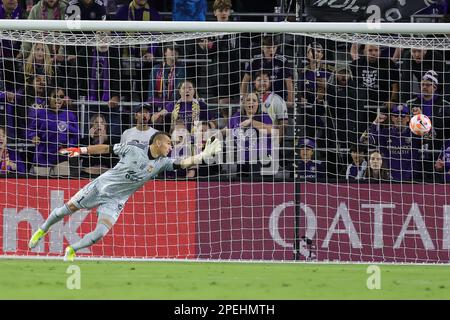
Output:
[0,0,450,183]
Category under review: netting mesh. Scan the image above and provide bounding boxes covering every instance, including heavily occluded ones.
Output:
[2,29,450,50]
[0,30,229,46]
[296,32,450,50]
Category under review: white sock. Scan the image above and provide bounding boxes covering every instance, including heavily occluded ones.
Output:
[70,223,110,252]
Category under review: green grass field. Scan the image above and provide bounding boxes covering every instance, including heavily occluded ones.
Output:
[1,259,450,299]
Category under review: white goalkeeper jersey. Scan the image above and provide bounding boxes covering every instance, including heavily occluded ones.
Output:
[89,141,175,201]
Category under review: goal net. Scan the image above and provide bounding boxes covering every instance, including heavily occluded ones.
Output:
[1,21,450,263]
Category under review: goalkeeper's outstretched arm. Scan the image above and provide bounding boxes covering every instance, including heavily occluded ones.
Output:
[59,144,111,157]
[178,137,222,169]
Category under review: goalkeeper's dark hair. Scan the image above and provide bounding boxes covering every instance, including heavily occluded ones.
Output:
[149,131,171,145]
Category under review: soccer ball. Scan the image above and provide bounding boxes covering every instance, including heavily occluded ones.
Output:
[409,114,432,136]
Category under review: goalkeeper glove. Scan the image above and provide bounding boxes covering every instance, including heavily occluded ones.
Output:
[59,147,88,157]
[201,137,222,159]
[192,137,222,164]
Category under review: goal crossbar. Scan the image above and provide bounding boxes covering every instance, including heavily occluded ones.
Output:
[0,20,450,34]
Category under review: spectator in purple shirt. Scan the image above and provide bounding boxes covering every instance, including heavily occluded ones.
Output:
[151,80,213,135]
[435,140,450,182]
[343,143,368,182]
[407,71,442,118]
[407,71,450,143]
[7,74,48,142]
[0,126,26,174]
[227,92,273,176]
[299,42,332,105]
[28,88,79,176]
[241,35,294,108]
[366,104,421,182]
[86,42,121,107]
[295,137,325,181]
[407,71,449,179]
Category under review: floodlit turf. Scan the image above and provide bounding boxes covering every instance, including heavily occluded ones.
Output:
[1,259,450,299]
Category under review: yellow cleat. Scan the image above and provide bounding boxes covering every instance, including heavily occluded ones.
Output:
[28,228,47,249]
[64,246,76,262]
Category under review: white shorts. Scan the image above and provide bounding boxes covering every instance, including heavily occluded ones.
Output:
[70,182,125,224]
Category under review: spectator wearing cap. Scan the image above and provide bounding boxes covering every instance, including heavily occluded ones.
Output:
[241,35,294,108]
[9,74,48,143]
[342,143,368,181]
[407,71,442,118]
[120,103,158,152]
[295,137,325,181]
[398,49,445,102]
[407,70,450,144]
[367,104,421,182]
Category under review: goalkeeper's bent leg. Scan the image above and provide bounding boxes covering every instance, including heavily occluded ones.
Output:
[40,203,76,232]
[70,221,110,252]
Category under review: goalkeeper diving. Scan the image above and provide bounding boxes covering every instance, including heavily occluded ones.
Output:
[28,131,222,261]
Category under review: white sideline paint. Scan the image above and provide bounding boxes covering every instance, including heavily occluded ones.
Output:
[0,255,449,266]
